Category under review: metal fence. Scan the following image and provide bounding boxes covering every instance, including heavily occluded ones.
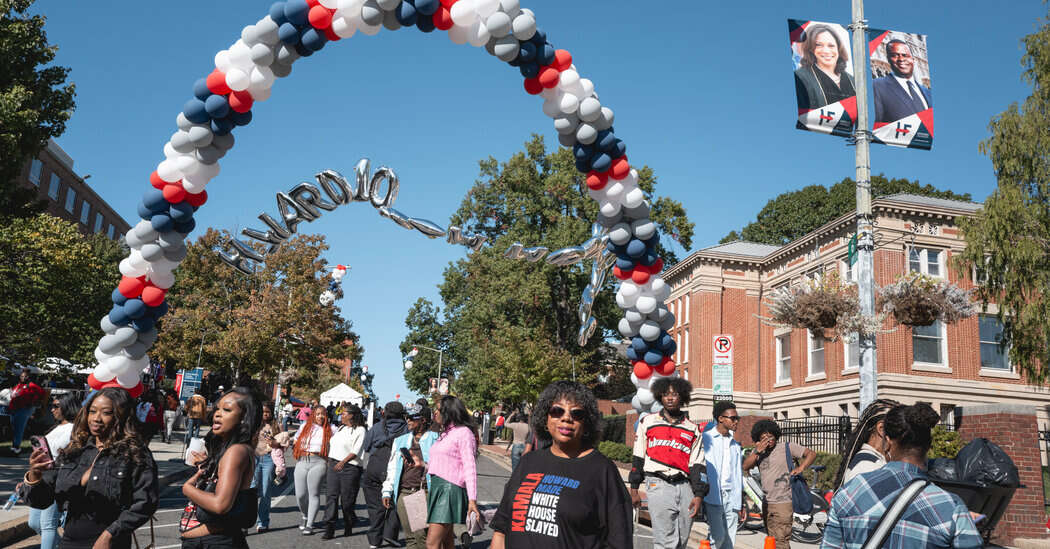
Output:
[1040,429,1049,508]
[777,415,853,455]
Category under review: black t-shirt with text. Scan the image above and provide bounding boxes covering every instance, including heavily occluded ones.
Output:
[491,448,632,549]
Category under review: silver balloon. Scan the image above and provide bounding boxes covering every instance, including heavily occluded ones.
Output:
[242,214,289,252]
[137,328,159,347]
[369,166,399,208]
[408,217,447,238]
[316,170,353,205]
[577,316,598,346]
[122,342,148,360]
[381,9,401,30]
[378,206,415,230]
[276,191,316,235]
[100,315,119,335]
[210,131,234,151]
[188,125,214,148]
[361,0,383,26]
[170,131,195,153]
[290,182,339,217]
[546,246,584,266]
[270,61,292,78]
[523,247,548,262]
[352,158,372,202]
[503,242,525,259]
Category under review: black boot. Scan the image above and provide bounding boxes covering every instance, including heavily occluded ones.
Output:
[343,519,353,537]
[321,524,335,540]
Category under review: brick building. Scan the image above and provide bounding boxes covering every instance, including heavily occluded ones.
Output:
[662,194,1049,453]
[16,140,130,239]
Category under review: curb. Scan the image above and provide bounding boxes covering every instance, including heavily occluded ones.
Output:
[0,464,195,547]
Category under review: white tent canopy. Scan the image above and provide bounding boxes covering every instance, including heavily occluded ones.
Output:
[319,383,363,407]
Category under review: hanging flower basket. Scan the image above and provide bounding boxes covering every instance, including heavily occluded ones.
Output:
[878,272,976,327]
[760,273,860,340]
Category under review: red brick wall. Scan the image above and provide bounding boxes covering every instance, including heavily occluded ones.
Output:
[956,409,1049,544]
[598,399,634,416]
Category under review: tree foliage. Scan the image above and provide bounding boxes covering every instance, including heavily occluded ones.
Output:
[0,0,76,218]
[152,228,362,393]
[0,214,123,368]
[720,175,972,245]
[955,9,1050,385]
[400,135,693,408]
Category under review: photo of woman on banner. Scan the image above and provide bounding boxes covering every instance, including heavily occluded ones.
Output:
[789,20,857,137]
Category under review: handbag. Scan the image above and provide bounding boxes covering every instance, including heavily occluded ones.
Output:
[786,442,813,515]
[133,517,155,549]
[861,478,929,549]
[402,475,429,533]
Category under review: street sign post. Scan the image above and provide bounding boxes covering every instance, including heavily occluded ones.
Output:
[712,335,734,401]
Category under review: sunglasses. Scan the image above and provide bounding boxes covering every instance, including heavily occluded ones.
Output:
[720,415,741,422]
[548,406,586,422]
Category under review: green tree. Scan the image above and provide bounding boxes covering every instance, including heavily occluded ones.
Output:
[153,229,362,388]
[955,9,1050,385]
[1,0,76,218]
[401,135,694,408]
[0,214,123,368]
[720,175,972,245]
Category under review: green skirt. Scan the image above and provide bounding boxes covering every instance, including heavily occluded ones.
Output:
[426,474,468,524]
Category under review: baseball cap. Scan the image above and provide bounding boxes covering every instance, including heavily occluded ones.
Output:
[405,403,424,419]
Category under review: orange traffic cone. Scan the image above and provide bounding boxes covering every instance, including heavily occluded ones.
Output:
[699,540,711,549]
[763,536,776,549]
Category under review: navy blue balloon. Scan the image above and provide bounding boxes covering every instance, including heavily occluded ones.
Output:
[395,1,417,25]
[131,315,155,333]
[615,257,634,271]
[518,41,537,62]
[193,78,211,101]
[658,333,675,352]
[507,56,522,67]
[109,305,131,326]
[269,2,288,25]
[644,237,658,251]
[112,287,129,306]
[283,0,309,26]
[591,153,612,173]
[137,202,155,221]
[631,337,648,354]
[609,139,626,158]
[143,189,168,213]
[605,240,618,252]
[278,22,301,45]
[183,98,210,124]
[597,130,616,151]
[150,212,174,233]
[211,117,235,135]
[539,43,556,66]
[665,340,677,356]
[625,346,638,361]
[416,13,436,32]
[415,0,438,15]
[643,251,659,265]
[529,28,546,46]
[170,201,194,221]
[204,94,230,119]
[519,62,539,79]
[230,109,252,126]
[301,28,327,51]
[574,158,590,173]
[294,42,315,56]
[643,350,664,366]
[150,301,170,319]
[626,239,647,258]
[124,298,147,320]
[573,143,592,161]
[174,218,196,234]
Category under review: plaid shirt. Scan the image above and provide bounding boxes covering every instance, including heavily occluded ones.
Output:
[821,461,982,549]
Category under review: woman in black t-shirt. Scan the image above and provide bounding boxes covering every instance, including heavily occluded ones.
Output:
[491,381,632,549]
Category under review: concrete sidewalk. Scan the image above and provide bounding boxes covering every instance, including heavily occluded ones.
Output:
[0,432,198,547]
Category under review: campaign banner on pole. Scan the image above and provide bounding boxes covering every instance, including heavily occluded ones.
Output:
[789,19,858,138]
[868,29,933,149]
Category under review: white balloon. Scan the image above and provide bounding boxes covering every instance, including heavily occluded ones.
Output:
[631,395,643,412]
[619,169,639,186]
[226,68,250,92]
[558,69,580,91]
[578,78,595,98]
[148,268,176,289]
[447,23,469,44]
[609,223,632,245]
[163,142,179,159]
[484,11,511,37]
[214,50,232,72]
[228,40,253,70]
[359,21,381,35]
[119,258,147,278]
[337,0,366,11]
[319,0,339,7]
[252,86,272,102]
[578,97,602,123]
[510,12,536,40]
[615,291,637,309]
[498,0,519,17]
[636,295,658,314]
[541,97,561,118]
[637,388,655,406]
[623,187,646,209]
[332,15,358,38]
[558,93,580,115]
[93,363,118,382]
[474,0,499,18]
[639,321,661,341]
[128,249,149,270]
[467,20,490,47]
[604,180,626,203]
[249,65,275,91]
[598,199,620,218]
[449,0,477,26]
[619,281,640,299]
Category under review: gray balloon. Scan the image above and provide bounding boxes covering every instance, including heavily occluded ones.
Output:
[578,97,602,123]
[609,222,632,245]
[100,314,119,335]
[140,243,165,262]
[133,220,159,242]
[157,231,185,249]
[241,24,261,45]
[187,125,213,148]
[250,43,275,66]
[377,0,400,9]
[594,106,615,131]
[484,35,498,56]
[211,132,234,151]
[361,0,383,26]
[623,202,650,221]
[618,317,639,338]
[176,112,193,131]
[196,145,222,165]
[596,211,623,228]
[271,62,292,78]
[381,9,401,30]
[275,44,300,65]
[660,313,675,331]
[124,230,144,250]
[557,132,575,147]
[511,12,536,40]
[122,342,148,360]
[98,334,125,355]
[493,35,518,62]
[111,327,138,350]
[625,309,645,324]
[639,321,661,341]
[408,217,447,238]
[164,244,188,262]
[485,11,512,37]
[170,131,195,153]
[631,219,656,240]
[256,16,280,45]
[575,123,597,145]
[137,328,159,347]
[553,115,578,135]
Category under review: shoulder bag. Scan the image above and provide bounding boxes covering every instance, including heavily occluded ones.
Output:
[861,478,929,549]
[401,469,429,532]
[786,442,813,514]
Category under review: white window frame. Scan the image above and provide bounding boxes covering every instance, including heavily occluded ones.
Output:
[978,313,1014,375]
[675,332,681,364]
[807,330,826,380]
[843,337,860,374]
[683,328,689,363]
[29,159,43,185]
[911,320,951,372]
[840,257,858,284]
[775,331,791,385]
[64,188,76,213]
[94,212,103,233]
[684,294,690,324]
[80,202,91,224]
[48,174,60,199]
[908,247,944,278]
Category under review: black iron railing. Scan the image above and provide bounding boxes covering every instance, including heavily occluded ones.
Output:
[777,415,853,455]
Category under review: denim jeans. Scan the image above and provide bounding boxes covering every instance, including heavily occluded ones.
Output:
[703,499,739,549]
[185,418,201,444]
[251,454,275,527]
[10,406,34,449]
[28,501,64,549]
[646,476,694,549]
[510,443,525,470]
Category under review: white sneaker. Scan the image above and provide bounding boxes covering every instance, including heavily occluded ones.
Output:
[300,516,308,530]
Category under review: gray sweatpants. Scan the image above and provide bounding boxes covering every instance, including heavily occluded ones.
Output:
[295,455,327,526]
[646,476,694,549]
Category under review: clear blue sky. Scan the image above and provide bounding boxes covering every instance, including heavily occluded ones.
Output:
[33,1,1045,403]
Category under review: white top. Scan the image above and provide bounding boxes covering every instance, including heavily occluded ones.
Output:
[328,425,366,466]
[891,74,930,110]
[45,422,74,455]
[293,423,333,453]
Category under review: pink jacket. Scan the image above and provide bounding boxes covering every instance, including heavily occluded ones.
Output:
[427,425,478,501]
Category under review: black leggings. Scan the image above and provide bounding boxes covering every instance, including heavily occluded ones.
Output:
[324,461,363,527]
[181,532,248,549]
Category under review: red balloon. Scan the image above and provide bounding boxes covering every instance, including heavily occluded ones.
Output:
[433,6,454,30]
[86,373,103,390]
[537,66,560,89]
[439,0,457,7]
[633,361,653,379]
[206,69,232,95]
[118,276,146,299]
[323,26,340,41]
[305,0,320,7]
[523,77,543,95]
[308,5,333,29]
[585,171,608,190]
[649,258,664,274]
[185,189,208,207]
[149,171,166,189]
[631,269,650,285]
[126,382,144,399]
[163,183,187,204]
[613,266,630,281]
[229,90,253,113]
[610,156,630,180]
[656,357,676,376]
[141,286,167,307]
[553,49,572,72]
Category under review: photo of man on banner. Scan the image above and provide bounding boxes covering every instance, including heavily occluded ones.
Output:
[869,29,934,149]
[789,19,858,137]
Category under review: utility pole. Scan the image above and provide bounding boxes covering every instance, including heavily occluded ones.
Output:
[850,0,878,412]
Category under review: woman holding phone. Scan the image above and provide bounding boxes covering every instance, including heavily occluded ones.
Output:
[382,403,438,549]
[23,387,159,549]
[425,396,479,549]
[26,393,80,549]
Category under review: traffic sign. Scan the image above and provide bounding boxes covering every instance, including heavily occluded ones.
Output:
[713,334,733,365]
[713,363,733,397]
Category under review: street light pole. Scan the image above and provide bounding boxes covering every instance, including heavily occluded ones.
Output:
[408,344,443,386]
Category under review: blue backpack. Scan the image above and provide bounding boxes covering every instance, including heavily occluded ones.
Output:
[786,442,813,514]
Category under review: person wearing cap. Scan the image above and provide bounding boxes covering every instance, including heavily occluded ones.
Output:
[361,401,409,549]
[381,403,438,549]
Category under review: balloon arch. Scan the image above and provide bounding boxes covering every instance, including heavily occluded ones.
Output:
[90,0,677,413]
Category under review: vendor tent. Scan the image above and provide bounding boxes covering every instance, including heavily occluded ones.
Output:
[319,383,363,407]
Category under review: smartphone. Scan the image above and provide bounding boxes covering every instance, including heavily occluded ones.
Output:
[400,447,414,463]
[30,436,52,462]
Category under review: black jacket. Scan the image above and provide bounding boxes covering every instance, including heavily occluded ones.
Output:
[27,439,159,545]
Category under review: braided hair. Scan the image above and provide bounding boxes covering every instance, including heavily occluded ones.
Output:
[833,398,900,489]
